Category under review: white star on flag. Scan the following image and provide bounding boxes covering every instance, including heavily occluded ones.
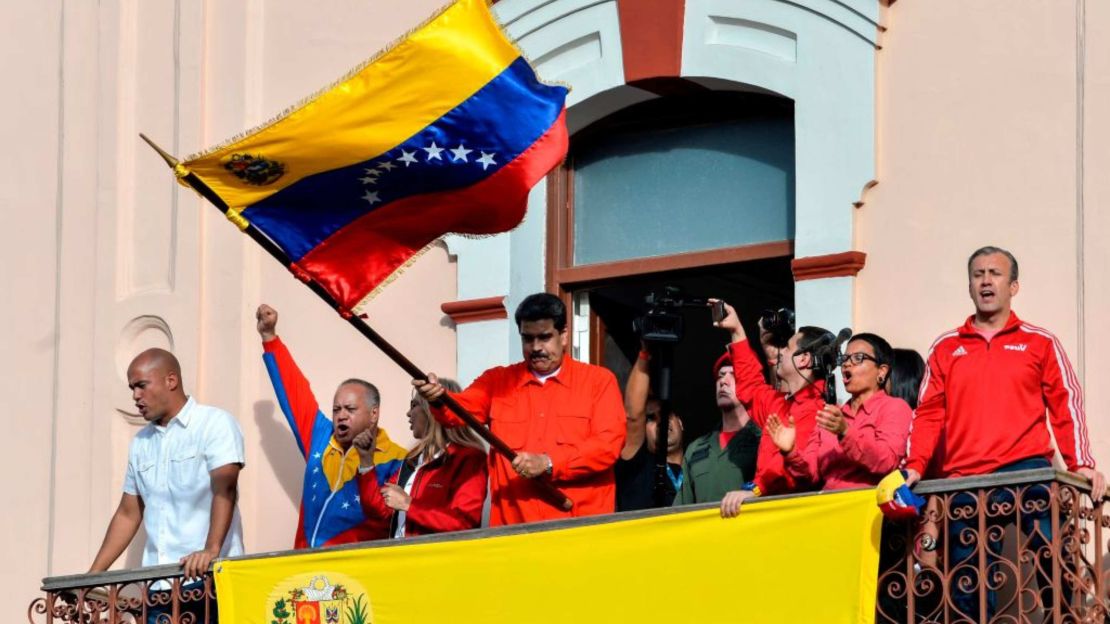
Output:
[360,176,378,185]
[477,152,497,170]
[354,494,360,503]
[341,501,351,510]
[450,144,472,162]
[398,150,418,167]
[313,452,322,459]
[423,141,445,161]
[363,167,380,176]
[377,161,397,172]
[363,191,381,205]
[312,466,320,474]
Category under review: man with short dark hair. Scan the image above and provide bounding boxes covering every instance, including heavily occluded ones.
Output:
[714,301,833,516]
[256,304,407,548]
[414,293,625,525]
[90,349,244,622]
[904,246,1104,617]
[905,246,1102,488]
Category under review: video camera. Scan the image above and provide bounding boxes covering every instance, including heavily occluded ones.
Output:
[632,286,714,344]
[759,308,796,348]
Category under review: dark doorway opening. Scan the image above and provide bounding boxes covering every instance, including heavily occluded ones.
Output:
[582,256,794,445]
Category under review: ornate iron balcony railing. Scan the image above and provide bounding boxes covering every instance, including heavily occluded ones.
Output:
[29,468,1109,623]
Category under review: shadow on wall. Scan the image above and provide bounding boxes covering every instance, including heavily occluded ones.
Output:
[254,400,304,508]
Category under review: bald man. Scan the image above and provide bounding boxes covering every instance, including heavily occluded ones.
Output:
[89,348,245,583]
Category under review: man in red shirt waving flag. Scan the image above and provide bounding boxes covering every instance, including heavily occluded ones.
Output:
[414,294,626,526]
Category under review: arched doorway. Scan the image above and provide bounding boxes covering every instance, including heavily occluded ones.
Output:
[548,89,795,439]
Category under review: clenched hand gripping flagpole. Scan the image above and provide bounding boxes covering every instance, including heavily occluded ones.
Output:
[141,134,573,511]
[136,0,574,512]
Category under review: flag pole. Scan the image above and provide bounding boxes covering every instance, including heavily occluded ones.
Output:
[142,134,573,512]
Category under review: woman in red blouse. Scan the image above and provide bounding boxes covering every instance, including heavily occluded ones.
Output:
[764,333,912,491]
[363,379,489,537]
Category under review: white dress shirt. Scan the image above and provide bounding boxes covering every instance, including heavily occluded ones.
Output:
[122,397,246,567]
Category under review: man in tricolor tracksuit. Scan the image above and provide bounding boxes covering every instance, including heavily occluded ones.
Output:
[904,245,1104,615]
[256,304,407,549]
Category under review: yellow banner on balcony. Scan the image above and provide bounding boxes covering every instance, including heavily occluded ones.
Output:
[214,489,882,624]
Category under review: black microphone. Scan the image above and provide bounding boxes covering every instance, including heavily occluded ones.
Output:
[822,328,853,405]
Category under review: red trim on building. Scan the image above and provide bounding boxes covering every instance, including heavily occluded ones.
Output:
[791,252,867,281]
[616,0,685,85]
[441,296,508,324]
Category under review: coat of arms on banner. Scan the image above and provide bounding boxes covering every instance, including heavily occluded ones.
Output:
[268,573,371,624]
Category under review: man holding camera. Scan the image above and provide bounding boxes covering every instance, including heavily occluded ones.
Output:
[414,293,625,525]
[616,346,686,510]
[713,302,834,517]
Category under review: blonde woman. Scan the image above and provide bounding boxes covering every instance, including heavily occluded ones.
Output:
[362,379,488,537]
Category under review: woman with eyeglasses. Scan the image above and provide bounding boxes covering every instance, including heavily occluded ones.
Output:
[764,333,912,490]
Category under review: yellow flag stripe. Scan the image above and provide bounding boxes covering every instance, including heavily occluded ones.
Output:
[215,489,882,623]
[182,0,519,210]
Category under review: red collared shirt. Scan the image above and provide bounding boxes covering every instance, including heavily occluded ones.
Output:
[431,357,626,526]
[783,390,912,490]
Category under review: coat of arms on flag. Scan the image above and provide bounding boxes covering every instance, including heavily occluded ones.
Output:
[268,574,371,624]
[161,0,568,317]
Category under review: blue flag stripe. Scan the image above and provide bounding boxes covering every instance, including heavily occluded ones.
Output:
[242,57,567,262]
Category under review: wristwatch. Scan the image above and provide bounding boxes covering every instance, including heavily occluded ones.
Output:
[918,533,937,553]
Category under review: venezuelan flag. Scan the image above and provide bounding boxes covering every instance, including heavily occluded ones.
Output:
[177,0,567,313]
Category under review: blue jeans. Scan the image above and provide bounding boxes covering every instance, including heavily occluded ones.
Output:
[947,457,1056,620]
[146,579,216,624]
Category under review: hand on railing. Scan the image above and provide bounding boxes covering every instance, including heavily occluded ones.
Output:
[913,497,941,569]
[1076,467,1107,501]
[181,548,219,581]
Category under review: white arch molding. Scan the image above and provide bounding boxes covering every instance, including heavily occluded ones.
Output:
[445,0,882,379]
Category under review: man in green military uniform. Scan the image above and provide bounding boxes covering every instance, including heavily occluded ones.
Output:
[672,352,761,505]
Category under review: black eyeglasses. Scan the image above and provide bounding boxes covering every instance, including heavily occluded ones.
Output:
[838,352,878,366]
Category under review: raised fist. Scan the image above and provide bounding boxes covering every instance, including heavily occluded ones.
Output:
[256,304,278,341]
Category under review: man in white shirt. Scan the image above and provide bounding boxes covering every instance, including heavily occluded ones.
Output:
[89,348,245,581]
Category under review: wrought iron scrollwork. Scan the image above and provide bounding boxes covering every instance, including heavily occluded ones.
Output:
[877,471,1110,622]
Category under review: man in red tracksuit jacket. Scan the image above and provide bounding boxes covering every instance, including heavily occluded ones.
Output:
[904,246,1102,488]
[904,246,1104,617]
